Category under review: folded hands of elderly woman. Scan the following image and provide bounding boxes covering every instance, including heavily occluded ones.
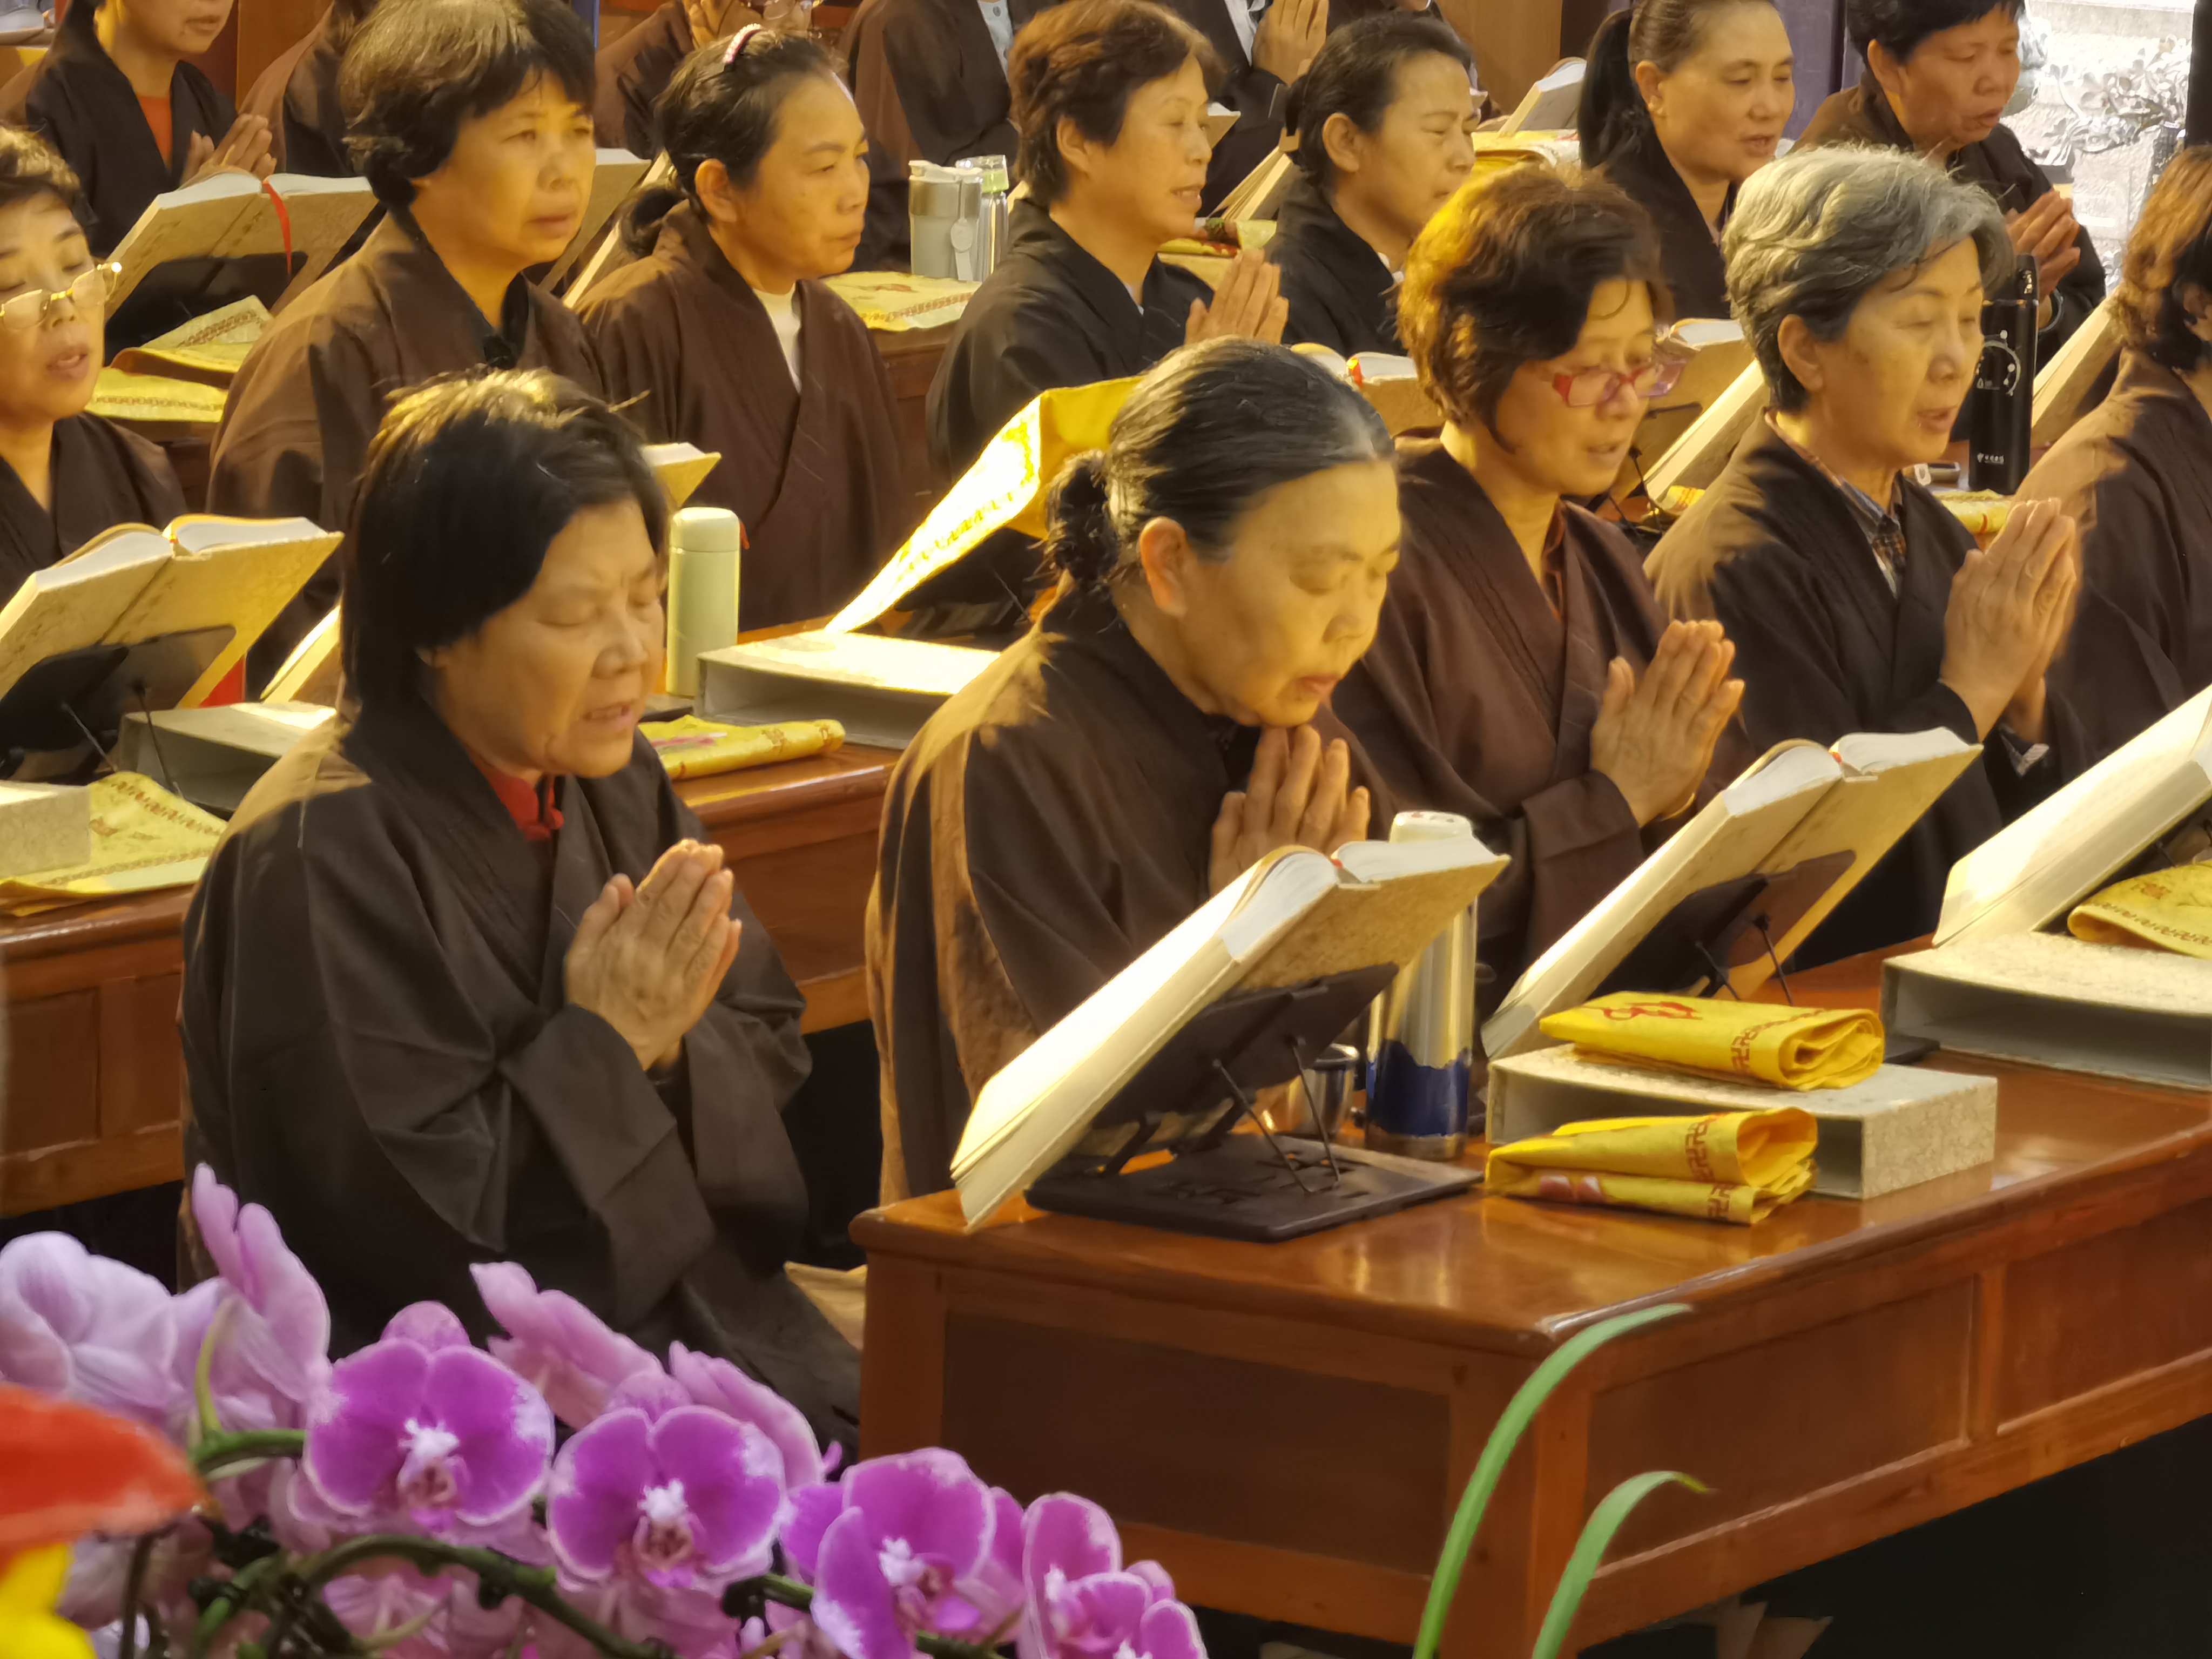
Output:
[566,838,745,1071]
[1939,495,2080,745]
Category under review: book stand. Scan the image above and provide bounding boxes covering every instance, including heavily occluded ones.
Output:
[0,625,231,779]
[1025,965,1479,1243]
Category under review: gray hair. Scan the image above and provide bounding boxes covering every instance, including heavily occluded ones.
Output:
[1725,145,2012,413]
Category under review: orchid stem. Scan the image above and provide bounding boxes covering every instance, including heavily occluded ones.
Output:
[116,1531,157,1659]
[754,1574,1005,1659]
[191,1428,308,1478]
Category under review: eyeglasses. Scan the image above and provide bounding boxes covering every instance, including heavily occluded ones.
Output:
[1547,335,1692,409]
[0,262,121,332]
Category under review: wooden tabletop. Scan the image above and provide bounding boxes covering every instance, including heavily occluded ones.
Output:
[854,949,2212,1654]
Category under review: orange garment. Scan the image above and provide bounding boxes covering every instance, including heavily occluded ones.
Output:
[138,94,171,165]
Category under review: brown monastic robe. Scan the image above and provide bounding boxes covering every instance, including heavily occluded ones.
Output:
[0,0,233,256]
[868,581,1384,1199]
[591,1,756,158]
[1799,69,2103,355]
[2028,349,2212,764]
[180,692,857,1442]
[1645,420,2076,963]
[580,202,914,628]
[1333,440,1746,1011]
[1270,172,1398,357]
[239,8,352,178]
[0,414,185,596]
[1591,124,1731,320]
[207,210,606,684]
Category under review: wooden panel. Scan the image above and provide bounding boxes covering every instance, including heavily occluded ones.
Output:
[2,1128,183,1218]
[941,1312,1451,1573]
[234,0,325,100]
[1997,1195,2212,1424]
[1586,1283,1974,1555]
[1437,0,1563,116]
[99,973,184,1138]
[2,991,99,1156]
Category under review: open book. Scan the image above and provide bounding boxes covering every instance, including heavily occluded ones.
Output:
[105,172,375,316]
[954,834,1510,1226]
[1483,728,1981,1060]
[2031,293,2120,447]
[697,629,995,750]
[1646,358,1770,502]
[1499,59,1583,134]
[0,517,337,710]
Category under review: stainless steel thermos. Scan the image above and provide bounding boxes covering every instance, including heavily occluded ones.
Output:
[1365,811,1480,1160]
[909,156,1009,282]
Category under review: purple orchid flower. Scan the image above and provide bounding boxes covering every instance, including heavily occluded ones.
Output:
[384,1302,474,1351]
[0,1232,183,1425]
[184,1165,332,1431]
[548,1404,787,1595]
[470,1261,660,1429]
[1019,1494,1202,1659]
[808,1449,1017,1659]
[304,1337,555,1539]
[667,1343,827,1488]
[323,1568,530,1658]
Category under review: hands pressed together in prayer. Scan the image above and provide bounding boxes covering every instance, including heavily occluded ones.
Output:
[1590,619,1744,826]
[1210,725,1372,893]
[2007,190,2082,329]
[183,114,275,188]
[1186,248,1290,348]
[565,839,742,1073]
[1939,497,2079,746]
[1251,0,1327,86]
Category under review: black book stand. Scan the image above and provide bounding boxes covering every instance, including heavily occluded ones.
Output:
[1024,965,1479,1243]
[0,626,232,781]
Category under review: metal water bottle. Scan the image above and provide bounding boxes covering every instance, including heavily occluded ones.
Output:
[1968,258,2038,495]
[1365,811,1479,1160]
[907,160,965,279]
[957,154,1011,280]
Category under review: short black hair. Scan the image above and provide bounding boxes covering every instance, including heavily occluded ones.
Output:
[343,370,669,711]
[1286,13,1471,191]
[2118,145,2212,374]
[1846,0,2024,63]
[622,29,841,254]
[1399,163,1671,431]
[1010,0,1212,204]
[342,0,597,208]
[0,125,81,217]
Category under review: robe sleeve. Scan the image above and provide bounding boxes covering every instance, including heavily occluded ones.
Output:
[582,286,682,446]
[2047,455,2190,761]
[208,320,385,532]
[927,295,1110,479]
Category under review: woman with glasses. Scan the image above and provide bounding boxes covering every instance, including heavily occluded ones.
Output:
[0,127,183,595]
[1647,146,2080,961]
[1333,163,1746,1008]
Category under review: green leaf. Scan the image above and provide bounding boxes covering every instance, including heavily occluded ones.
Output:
[1528,1471,1709,1659]
[1410,1303,1690,1659]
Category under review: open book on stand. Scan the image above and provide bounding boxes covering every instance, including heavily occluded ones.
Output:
[954,834,1508,1238]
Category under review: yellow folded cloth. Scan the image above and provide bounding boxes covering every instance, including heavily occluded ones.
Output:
[0,773,222,916]
[641,716,845,781]
[2067,864,2212,957]
[1539,994,1883,1091]
[1486,1109,1818,1225]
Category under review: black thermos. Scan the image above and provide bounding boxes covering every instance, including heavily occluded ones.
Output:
[1968,258,2039,494]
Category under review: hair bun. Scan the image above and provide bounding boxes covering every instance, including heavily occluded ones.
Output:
[1042,451,1119,586]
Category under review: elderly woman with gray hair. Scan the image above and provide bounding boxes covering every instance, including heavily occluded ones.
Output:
[1646,144,2081,963]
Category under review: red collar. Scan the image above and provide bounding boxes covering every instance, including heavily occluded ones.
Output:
[470,754,564,841]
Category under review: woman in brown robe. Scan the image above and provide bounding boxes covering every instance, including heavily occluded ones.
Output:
[871,339,1395,1199]
[0,129,182,594]
[209,0,605,687]
[582,30,912,628]
[1331,164,1745,1009]
[1267,12,1472,357]
[1645,146,2080,963]
[593,0,761,156]
[926,0,1286,483]
[183,370,855,1442]
[1576,0,1793,320]
[238,0,376,177]
[2027,150,2212,765]
[1798,0,2101,355]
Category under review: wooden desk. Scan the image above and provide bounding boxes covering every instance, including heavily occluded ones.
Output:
[853,951,2212,1656]
[0,743,898,1216]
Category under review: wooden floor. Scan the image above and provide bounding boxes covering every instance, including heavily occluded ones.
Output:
[0,743,898,1216]
[854,948,2212,1656]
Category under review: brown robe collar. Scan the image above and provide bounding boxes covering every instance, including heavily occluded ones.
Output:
[1043,579,1264,780]
[380,206,538,368]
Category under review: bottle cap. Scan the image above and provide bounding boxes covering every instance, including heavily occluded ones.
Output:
[671,505,741,554]
[1387,810,1474,845]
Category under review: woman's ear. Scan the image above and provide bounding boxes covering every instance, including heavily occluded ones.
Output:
[1632,58,1664,117]
[1136,516,1197,618]
[1776,314,1825,401]
[1320,111,1364,181]
[693,157,740,223]
[1057,115,1102,191]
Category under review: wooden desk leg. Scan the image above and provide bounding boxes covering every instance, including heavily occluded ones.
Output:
[861,1256,947,1456]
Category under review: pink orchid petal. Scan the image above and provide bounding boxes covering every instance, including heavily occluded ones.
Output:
[548,1407,655,1581]
[649,1407,785,1579]
[383,1302,473,1350]
[1137,1599,1206,1659]
[811,1505,915,1659]
[844,1449,993,1578]
[305,1340,429,1513]
[669,1341,826,1487]
[781,1480,847,1583]
[426,1346,556,1526]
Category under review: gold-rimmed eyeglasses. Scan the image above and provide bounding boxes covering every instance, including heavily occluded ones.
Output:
[0,262,122,332]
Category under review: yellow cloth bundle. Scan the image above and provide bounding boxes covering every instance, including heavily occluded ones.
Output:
[2067,864,2212,957]
[0,773,222,916]
[1539,994,1884,1091]
[1486,1109,1818,1224]
[642,716,845,781]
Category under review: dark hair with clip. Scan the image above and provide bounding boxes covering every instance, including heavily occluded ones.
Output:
[1042,338,1392,590]
[344,369,667,710]
[342,0,597,208]
[1579,0,1784,168]
[1285,13,1470,192]
[0,125,81,217]
[621,27,841,254]
[1009,0,1212,205]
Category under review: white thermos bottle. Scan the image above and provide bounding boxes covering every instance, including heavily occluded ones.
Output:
[664,506,741,697]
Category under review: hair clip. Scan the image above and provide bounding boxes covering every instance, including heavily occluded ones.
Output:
[724,22,764,65]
